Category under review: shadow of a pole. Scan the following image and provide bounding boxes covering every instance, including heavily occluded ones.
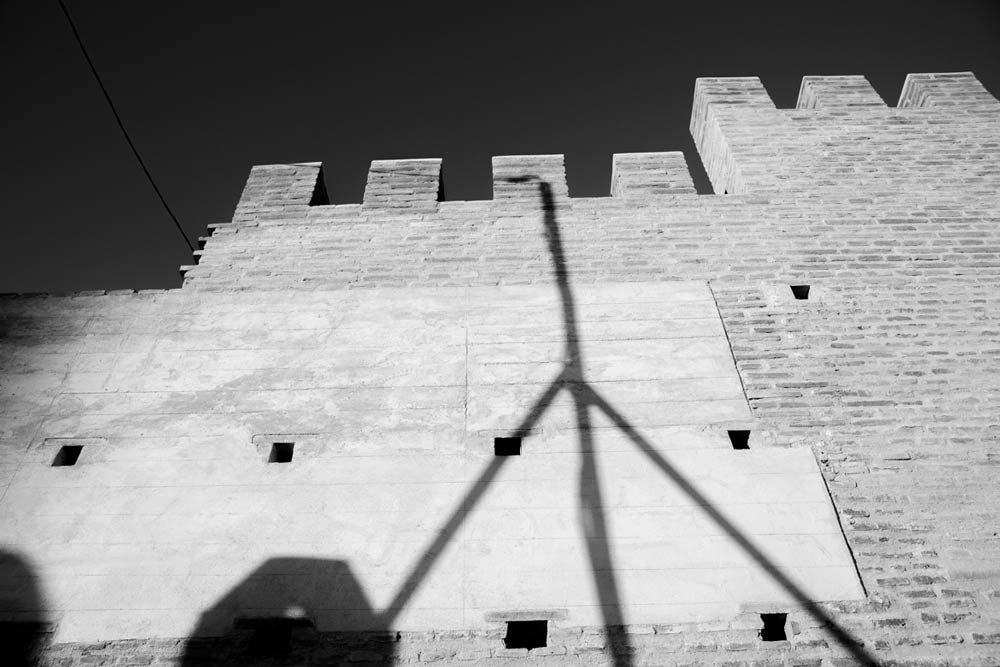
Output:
[378,176,878,666]
[583,385,878,666]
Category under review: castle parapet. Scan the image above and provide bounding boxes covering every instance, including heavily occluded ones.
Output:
[690,77,776,194]
[690,77,775,150]
[491,155,569,203]
[690,71,999,195]
[232,162,328,223]
[897,72,1000,108]
[610,152,695,196]
[796,75,886,109]
[362,158,443,212]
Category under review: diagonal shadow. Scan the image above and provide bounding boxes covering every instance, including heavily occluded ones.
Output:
[380,178,879,667]
[583,385,878,666]
[379,378,563,625]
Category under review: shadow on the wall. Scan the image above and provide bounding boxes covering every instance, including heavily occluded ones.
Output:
[181,558,394,666]
[178,178,878,667]
[374,178,879,667]
[0,550,48,667]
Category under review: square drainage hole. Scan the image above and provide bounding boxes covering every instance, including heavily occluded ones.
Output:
[760,613,787,641]
[268,442,294,463]
[790,285,810,300]
[728,430,750,450]
[52,445,83,467]
[494,436,521,456]
[503,620,547,649]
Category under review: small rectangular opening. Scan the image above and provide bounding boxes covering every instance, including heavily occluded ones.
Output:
[494,437,521,456]
[268,442,294,463]
[503,620,547,650]
[52,445,83,467]
[790,285,810,300]
[760,613,787,641]
[728,430,750,450]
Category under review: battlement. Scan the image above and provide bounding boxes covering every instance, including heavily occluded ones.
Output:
[230,152,698,221]
[692,71,998,115]
[232,162,328,223]
[611,152,696,196]
[691,71,1000,194]
[363,158,443,212]
[796,75,886,109]
[898,72,1000,108]
[227,72,998,220]
[187,70,999,288]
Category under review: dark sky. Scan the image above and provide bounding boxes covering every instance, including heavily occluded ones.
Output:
[2,1,998,293]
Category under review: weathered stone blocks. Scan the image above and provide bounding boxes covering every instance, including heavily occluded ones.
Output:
[610,152,695,197]
[796,75,886,109]
[363,159,443,212]
[6,70,1000,667]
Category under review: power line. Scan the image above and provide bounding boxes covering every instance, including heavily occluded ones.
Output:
[57,0,195,253]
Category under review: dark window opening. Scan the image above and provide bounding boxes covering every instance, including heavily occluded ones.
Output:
[235,618,313,657]
[728,430,750,450]
[268,442,294,463]
[494,437,521,456]
[790,285,811,300]
[503,620,547,650]
[760,613,787,641]
[52,445,83,467]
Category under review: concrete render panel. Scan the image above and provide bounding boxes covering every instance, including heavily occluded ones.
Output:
[0,281,861,645]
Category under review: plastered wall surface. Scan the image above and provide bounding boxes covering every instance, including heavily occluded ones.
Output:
[2,72,999,666]
[0,283,861,645]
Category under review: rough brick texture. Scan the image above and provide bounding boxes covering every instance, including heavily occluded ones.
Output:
[796,76,886,110]
[3,72,1000,666]
[610,152,696,197]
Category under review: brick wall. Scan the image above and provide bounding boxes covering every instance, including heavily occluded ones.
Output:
[3,72,1000,666]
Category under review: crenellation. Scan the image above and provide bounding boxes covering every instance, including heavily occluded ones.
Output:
[491,154,569,203]
[232,162,327,221]
[362,158,443,212]
[796,75,886,109]
[691,78,776,153]
[692,71,1000,195]
[898,72,1000,108]
[690,77,778,195]
[610,152,696,197]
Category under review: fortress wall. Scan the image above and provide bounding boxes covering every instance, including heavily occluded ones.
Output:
[184,187,1000,292]
[691,72,1000,196]
[3,72,1000,665]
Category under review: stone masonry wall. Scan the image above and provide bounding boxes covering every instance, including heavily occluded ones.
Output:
[3,72,1000,666]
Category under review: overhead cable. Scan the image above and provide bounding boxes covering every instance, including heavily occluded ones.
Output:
[57,0,195,252]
